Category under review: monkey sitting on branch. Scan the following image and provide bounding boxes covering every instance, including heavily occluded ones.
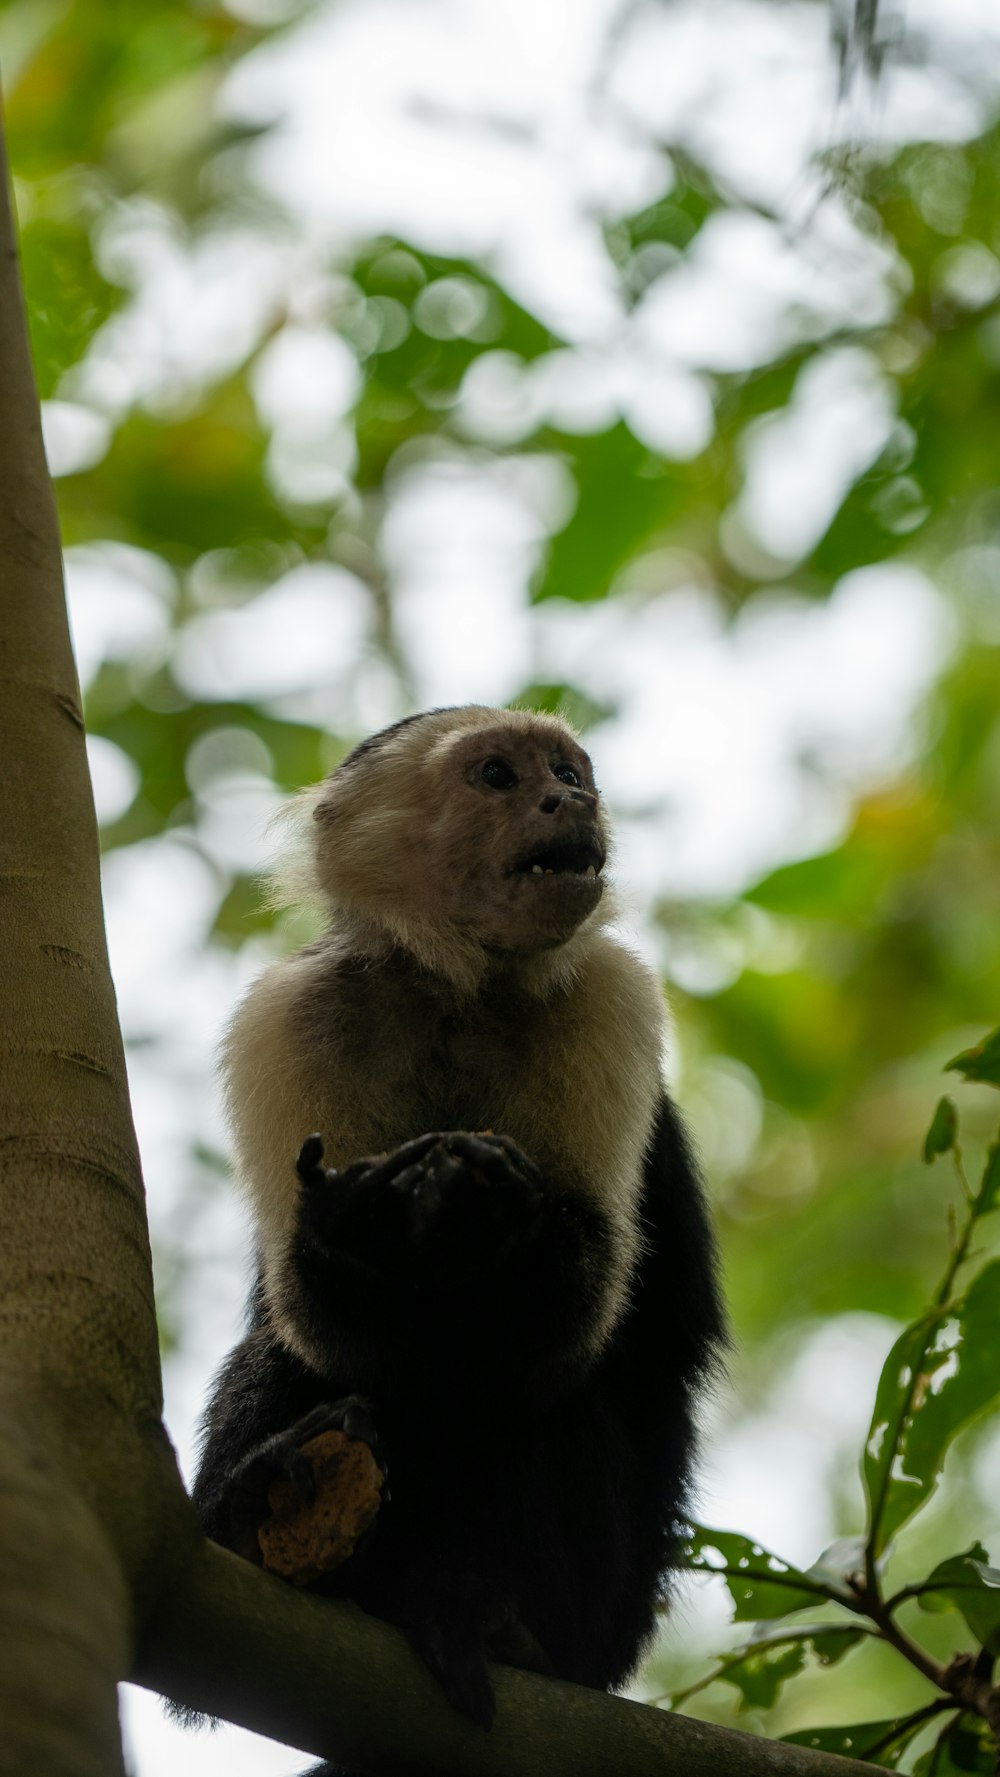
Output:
[191,704,725,1768]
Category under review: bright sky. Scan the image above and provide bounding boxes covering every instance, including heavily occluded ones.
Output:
[41,0,1000,1770]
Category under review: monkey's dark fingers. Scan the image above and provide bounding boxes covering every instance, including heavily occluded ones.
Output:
[422,1146,470,1186]
[278,1444,318,1504]
[407,1618,496,1732]
[441,1131,541,1186]
[337,1397,380,1453]
[480,1132,544,1182]
[291,1395,377,1450]
[296,1397,385,1481]
[229,1432,317,1534]
[441,1130,530,1168]
[488,1132,542,1176]
[296,1134,328,1186]
[260,1397,386,1498]
[303,1133,446,1195]
[406,1155,468,1241]
[383,1160,437,1198]
[488,1610,554,1676]
[359,1131,449,1188]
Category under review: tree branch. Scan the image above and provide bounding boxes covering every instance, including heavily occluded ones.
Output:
[137,1539,887,1777]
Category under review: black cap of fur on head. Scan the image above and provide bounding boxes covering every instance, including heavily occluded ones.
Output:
[336,708,460,774]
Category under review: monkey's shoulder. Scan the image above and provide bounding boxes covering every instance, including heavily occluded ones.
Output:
[221,931,668,1193]
[232,929,665,1073]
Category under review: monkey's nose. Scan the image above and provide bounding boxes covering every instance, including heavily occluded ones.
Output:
[539,789,597,816]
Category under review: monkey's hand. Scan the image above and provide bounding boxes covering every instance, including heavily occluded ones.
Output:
[405,1131,544,1278]
[226,1396,384,1565]
[294,1133,605,1378]
[296,1130,543,1283]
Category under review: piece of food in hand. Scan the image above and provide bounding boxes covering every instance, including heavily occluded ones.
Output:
[258,1430,384,1586]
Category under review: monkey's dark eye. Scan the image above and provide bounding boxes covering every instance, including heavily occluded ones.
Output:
[553,763,583,788]
[481,757,518,790]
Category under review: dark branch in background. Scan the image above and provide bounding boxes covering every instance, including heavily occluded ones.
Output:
[830,0,901,96]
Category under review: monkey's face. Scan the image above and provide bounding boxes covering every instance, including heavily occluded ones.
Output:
[424,721,608,952]
[313,709,608,957]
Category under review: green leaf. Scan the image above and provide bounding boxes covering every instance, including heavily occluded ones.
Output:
[914,1544,1000,1653]
[746,845,888,918]
[912,1716,994,1775]
[804,1624,868,1665]
[682,1525,834,1620]
[511,683,616,733]
[19,215,119,397]
[807,1535,868,1595]
[709,1637,807,1711]
[945,1026,1000,1088]
[946,1718,994,1774]
[976,1143,1000,1216]
[670,1622,867,1714]
[532,423,695,606]
[923,1096,958,1162]
[864,1261,1000,1556]
[785,1709,945,1768]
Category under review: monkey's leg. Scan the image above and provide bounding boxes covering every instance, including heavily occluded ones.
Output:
[356,1564,529,1731]
[404,1582,498,1731]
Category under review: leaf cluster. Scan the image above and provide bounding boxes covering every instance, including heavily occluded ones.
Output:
[674,1034,1000,1771]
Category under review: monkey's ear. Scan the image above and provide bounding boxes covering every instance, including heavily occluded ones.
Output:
[312,796,337,825]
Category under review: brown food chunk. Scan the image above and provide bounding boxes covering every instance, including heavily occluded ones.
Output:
[258,1429,384,1586]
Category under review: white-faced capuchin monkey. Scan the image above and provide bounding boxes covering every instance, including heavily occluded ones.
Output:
[192,705,725,1775]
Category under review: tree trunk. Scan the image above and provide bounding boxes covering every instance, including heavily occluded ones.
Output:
[0,109,197,1777]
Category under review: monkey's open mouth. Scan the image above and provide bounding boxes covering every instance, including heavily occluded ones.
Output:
[514,837,605,879]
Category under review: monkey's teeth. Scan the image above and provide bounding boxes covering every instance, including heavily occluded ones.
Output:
[528,860,600,878]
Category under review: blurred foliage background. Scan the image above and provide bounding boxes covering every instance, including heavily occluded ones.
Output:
[3,0,1000,1769]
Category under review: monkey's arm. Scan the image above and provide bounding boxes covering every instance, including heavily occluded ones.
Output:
[602,1093,726,1572]
[625,1094,726,1386]
[495,1094,724,1690]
